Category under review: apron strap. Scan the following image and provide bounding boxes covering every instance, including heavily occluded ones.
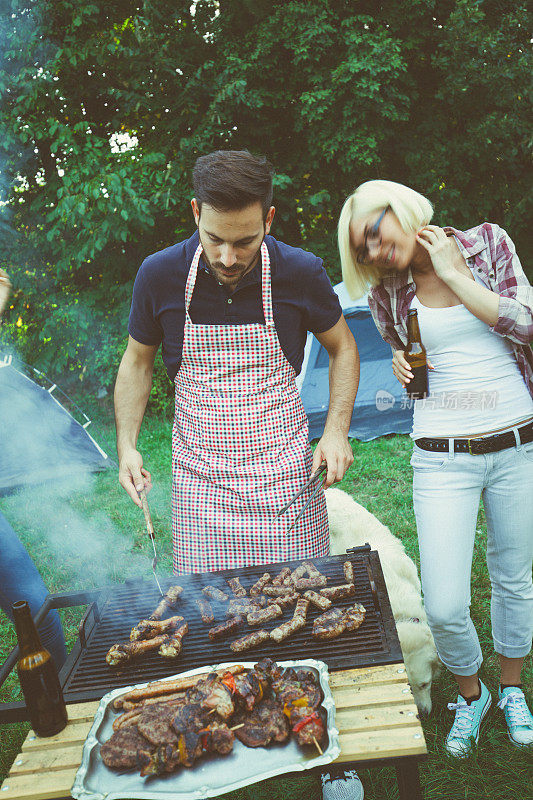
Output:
[184,240,274,327]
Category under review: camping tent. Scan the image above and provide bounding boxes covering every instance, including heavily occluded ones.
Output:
[297,282,413,441]
[0,356,113,494]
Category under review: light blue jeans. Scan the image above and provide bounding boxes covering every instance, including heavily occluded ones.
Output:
[0,510,67,670]
[411,439,533,676]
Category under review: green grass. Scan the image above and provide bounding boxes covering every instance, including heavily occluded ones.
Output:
[1,401,532,799]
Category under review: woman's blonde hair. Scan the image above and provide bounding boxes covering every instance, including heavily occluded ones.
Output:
[338,180,434,299]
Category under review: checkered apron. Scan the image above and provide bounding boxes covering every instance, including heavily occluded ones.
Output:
[171,241,328,574]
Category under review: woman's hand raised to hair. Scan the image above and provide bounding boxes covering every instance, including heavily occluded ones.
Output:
[0,269,12,318]
[416,225,461,282]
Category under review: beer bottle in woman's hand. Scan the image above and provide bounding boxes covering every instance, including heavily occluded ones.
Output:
[405,309,429,399]
[12,600,68,737]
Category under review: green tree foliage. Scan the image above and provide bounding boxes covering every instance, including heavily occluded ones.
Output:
[0,0,530,399]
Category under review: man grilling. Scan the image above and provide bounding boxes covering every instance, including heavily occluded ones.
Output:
[115,150,359,575]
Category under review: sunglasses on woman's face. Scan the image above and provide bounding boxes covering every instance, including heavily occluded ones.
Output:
[357,206,389,265]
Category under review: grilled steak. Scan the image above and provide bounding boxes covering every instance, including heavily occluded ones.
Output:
[136,700,184,745]
[234,698,290,747]
[100,726,154,770]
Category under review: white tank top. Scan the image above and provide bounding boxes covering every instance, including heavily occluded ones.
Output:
[409,294,533,439]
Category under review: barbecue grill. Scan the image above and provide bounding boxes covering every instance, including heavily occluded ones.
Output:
[0,545,402,724]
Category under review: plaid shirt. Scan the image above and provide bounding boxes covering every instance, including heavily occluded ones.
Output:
[368,223,533,398]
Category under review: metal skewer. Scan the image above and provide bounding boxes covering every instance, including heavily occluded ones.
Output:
[139,488,164,597]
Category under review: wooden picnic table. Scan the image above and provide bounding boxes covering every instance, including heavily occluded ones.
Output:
[0,662,426,800]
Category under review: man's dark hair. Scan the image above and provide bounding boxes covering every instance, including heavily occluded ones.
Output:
[193,150,274,220]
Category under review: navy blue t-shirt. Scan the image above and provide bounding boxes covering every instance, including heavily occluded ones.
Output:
[128,231,342,381]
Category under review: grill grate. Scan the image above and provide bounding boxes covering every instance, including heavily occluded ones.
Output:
[58,548,402,703]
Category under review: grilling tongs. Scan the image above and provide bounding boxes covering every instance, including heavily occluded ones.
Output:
[276,462,327,532]
[139,488,164,596]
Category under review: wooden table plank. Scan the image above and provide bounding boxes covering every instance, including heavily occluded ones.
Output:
[0,769,78,800]
[8,744,84,776]
[335,728,427,762]
[335,701,420,734]
[332,681,414,709]
[328,663,408,688]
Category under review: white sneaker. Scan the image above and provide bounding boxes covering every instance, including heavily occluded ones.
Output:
[445,680,492,758]
[321,770,364,800]
[498,687,533,747]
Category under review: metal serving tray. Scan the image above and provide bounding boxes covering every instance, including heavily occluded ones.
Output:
[71,659,340,800]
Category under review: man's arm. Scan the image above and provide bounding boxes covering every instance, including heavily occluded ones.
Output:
[313,315,359,487]
[114,335,159,507]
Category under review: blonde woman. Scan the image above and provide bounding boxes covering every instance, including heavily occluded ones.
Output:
[338,180,533,757]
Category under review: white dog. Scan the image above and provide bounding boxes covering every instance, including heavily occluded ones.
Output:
[326,487,440,716]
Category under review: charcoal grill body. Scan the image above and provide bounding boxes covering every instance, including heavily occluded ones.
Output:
[0,546,402,723]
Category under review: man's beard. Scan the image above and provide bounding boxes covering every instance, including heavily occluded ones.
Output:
[203,243,263,284]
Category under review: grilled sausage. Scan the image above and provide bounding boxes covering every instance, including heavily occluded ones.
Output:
[263,585,295,597]
[227,577,247,597]
[247,604,283,626]
[202,586,229,602]
[269,616,306,643]
[293,575,327,590]
[303,590,332,611]
[196,598,215,624]
[230,630,270,652]
[266,592,299,608]
[249,573,271,596]
[343,561,355,584]
[227,597,265,616]
[272,567,292,586]
[208,616,244,641]
[292,597,310,621]
[320,583,355,600]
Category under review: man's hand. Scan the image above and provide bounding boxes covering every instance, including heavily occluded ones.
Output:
[312,430,354,489]
[0,269,12,317]
[118,447,153,507]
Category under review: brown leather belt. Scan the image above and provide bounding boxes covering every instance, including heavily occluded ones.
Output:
[415,421,533,455]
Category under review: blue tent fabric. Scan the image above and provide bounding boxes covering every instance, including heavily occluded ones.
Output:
[298,283,413,441]
[0,361,113,495]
